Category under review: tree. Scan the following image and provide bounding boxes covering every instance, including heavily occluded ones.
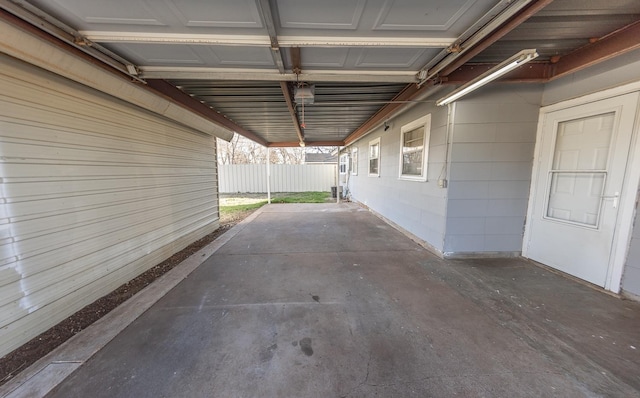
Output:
[217,134,308,165]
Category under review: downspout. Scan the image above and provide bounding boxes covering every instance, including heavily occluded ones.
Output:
[439,102,456,188]
[441,102,456,254]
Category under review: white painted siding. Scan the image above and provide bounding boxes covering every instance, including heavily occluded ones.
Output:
[346,86,542,257]
[445,85,543,255]
[347,102,449,252]
[0,55,220,356]
[219,164,336,193]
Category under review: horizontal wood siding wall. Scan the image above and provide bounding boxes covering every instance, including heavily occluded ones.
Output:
[0,55,220,356]
[219,164,336,193]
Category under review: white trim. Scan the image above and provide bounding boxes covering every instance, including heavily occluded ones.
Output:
[140,66,418,83]
[368,137,381,177]
[82,31,272,46]
[339,153,349,175]
[607,93,640,292]
[522,113,546,258]
[277,35,455,48]
[524,81,640,293]
[82,31,455,48]
[398,115,431,181]
[351,147,359,176]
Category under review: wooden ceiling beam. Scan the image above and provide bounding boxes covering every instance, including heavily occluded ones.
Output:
[268,141,344,148]
[279,81,305,144]
[439,0,555,77]
[444,62,552,84]
[445,19,640,85]
[344,82,434,145]
[146,79,268,146]
[550,20,640,80]
[290,47,301,74]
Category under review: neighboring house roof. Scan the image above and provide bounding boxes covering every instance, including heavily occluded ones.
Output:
[305,153,337,164]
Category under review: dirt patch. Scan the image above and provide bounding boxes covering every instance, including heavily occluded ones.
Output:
[0,208,256,387]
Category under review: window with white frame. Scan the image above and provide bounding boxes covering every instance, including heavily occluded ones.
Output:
[399,115,430,181]
[350,147,358,175]
[339,153,348,174]
[369,137,380,177]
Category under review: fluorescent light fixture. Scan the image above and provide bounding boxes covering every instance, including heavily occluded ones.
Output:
[125,64,138,75]
[436,49,538,106]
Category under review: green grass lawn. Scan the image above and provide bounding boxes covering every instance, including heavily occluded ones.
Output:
[269,191,330,203]
[220,201,268,213]
[220,191,332,220]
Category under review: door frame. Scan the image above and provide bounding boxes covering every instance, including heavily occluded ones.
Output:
[523,81,640,293]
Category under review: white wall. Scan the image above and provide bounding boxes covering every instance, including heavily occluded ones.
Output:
[444,85,543,255]
[0,55,220,356]
[347,102,449,252]
[219,164,336,193]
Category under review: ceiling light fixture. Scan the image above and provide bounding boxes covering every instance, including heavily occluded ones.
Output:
[436,49,538,106]
[295,83,314,130]
[294,85,315,105]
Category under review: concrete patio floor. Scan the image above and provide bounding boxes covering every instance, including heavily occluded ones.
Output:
[34,204,640,397]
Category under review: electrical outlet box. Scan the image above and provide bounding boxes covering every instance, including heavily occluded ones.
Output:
[438,179,447,188]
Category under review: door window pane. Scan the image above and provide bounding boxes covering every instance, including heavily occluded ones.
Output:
[545,112,615,227]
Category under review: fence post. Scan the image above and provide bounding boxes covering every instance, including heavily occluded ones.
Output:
[336,151,340,204]
[266,148,271,204]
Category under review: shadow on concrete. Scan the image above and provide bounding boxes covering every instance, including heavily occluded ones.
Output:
[32,204,640,397]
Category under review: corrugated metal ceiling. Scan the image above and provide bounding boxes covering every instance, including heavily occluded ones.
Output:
[8,0,640,146]
[173,80,407,142]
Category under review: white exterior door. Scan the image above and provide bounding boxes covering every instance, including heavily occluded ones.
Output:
[525,93,639,287]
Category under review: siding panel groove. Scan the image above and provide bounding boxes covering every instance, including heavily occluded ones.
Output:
[0,55,220,356]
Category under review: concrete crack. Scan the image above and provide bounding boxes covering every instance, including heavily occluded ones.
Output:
[340,352,372,398]
[364,353,371,384]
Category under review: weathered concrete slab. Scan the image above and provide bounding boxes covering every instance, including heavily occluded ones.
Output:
[4,363,80,398]
[1,208,263,398]
[39,204,640,397]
